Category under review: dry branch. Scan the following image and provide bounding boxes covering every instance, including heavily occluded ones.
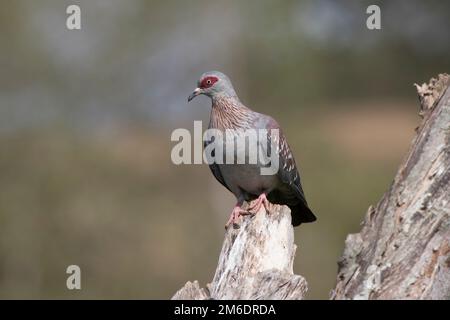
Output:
[332,74,450,300]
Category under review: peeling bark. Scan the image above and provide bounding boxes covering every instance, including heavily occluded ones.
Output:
[172,204,307,300]
[332,74,450,300]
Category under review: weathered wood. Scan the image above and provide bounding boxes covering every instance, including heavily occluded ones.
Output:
[171,281,209,300]
[172,204,307,300]
[332,74,450,300]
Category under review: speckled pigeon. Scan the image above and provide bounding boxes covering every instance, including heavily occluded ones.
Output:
[188,71,316,227]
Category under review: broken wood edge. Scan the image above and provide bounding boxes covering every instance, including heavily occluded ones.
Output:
[172,204,308,300]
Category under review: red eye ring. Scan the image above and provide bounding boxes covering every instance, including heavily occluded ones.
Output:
[200,76,218,89]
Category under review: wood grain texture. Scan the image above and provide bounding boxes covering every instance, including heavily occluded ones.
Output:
[332,74,450,300]
[172,204,307,300]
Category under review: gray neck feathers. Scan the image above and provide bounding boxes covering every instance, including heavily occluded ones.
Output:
[209,95,253,130]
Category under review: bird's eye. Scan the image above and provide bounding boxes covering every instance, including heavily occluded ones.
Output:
[206,79,212,85]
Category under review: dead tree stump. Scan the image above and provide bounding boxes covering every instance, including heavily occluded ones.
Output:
[332,74,450,300]
[172,204,307,300]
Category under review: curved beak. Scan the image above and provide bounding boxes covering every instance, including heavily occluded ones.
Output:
[188,88,201,102]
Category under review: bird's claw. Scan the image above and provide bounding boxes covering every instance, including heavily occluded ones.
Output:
[247,193,270,215]
[225,206,249,229]
[225,194,271,229]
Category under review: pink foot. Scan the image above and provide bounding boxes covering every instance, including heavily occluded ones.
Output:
[225,204,248,228]
[247,193,270,214]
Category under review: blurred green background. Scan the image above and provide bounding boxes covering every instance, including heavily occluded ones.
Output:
[0,0,449,299]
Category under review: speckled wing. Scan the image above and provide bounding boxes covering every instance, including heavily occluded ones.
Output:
[265,120,316,225]
[268,124,308,204]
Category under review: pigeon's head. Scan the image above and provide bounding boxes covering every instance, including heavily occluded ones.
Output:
[188,71,237,102]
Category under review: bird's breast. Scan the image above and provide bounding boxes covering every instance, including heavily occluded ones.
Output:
[218,162,279,198]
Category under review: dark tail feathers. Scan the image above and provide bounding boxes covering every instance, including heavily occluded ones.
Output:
[290,202,317,226]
